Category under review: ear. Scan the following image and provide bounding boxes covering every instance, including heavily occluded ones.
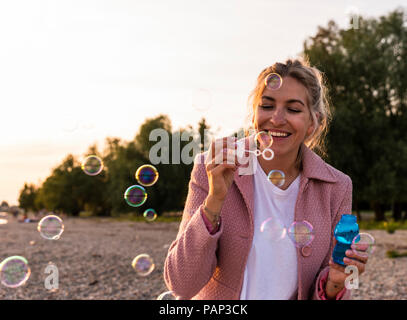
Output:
[306,123,315,137]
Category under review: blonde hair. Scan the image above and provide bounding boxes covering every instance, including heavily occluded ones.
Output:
[245,56,332,159]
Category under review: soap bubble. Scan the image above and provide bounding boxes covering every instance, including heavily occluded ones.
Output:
[352,233,375,256]
[287,220,315,248]
[81,155,104,176]
[255,131,273,149]
[260,217,286,241]
[157,291,177,300]
[264,73,283,90]
[0,256,31,288]
[261,148,275,161]
[267,170,285,187]
[124,185,147,207]
[135,165,159,187]
[37,215,64,240]
[132,254,155,276]
[143,209,157,222]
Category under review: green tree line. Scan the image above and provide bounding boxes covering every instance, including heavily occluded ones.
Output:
[18,9,407,221]
[304,8,407,221]
[18,116,211,217]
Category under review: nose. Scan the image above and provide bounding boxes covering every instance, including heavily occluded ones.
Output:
[269,108,286,126]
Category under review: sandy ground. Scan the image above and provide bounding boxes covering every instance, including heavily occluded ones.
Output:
[0,216,406,300]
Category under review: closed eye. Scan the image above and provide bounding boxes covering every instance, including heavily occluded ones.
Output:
[288,108,301,113]
[260,105,301,113]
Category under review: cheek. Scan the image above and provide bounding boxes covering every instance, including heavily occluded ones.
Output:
[291,116,313,137]
[254,108,266,124]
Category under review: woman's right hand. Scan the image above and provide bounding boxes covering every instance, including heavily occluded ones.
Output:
[204,137,239,211]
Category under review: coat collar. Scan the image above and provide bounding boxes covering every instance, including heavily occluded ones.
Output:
[300,143,337,183]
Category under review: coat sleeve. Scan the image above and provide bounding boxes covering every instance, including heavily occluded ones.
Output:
[311,175,353,300]
[163,153,223,299]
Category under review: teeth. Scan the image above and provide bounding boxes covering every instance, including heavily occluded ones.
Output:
[269,131,288,137]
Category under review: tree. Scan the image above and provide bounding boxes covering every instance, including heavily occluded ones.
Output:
[130,115,195,215]
[135,114,172,160]
[102,137,147,215]
[303,8,407,221]
[18,183,39,212]
[197,118,212,152]
[19,115,212,218]
[0,201,9,208]
[37,154,108,216]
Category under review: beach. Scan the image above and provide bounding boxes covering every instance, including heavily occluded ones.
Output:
[0,216,406,300]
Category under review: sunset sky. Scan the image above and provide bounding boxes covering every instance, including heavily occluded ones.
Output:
[0,0,404,205]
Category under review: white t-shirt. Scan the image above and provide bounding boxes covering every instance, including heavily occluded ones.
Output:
[240,157,300,300]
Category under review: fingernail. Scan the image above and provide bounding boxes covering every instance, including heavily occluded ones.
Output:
[346,250,352,255]
[343,257,350,262]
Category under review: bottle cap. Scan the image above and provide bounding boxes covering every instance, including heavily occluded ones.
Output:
[341,214,356,222]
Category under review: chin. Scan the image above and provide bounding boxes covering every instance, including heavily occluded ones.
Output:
[271,145,298,157]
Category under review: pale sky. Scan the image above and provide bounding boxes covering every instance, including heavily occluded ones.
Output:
[0,0,404,205]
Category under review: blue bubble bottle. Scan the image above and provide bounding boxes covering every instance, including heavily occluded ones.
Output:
[332,214,359,266]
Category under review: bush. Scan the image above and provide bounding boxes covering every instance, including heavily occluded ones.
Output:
[386,250,407,258]
[383,219,399,234]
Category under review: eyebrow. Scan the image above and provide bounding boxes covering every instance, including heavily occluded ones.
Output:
[261,96,305,107]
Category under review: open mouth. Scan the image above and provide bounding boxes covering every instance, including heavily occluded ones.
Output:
[263,129,292,138]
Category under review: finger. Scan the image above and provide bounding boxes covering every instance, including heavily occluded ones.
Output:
[208,137,238,163]
[351,243,372,258]
[329,259,346,272]
[206,138,216,164]
[210,163,238,177]
[346,249,369,264]
[206,163,237,176]
[209,149,237,165]
[235,140,251,166]
[222,137,239,165]
[207,138,224,164]
[223,148,238,165]
[206,150,238,171]
[352,242,370,252]
[217,137,238,154]
[343,256,366,274]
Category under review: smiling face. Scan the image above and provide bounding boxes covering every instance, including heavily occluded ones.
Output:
[253,76,315,158]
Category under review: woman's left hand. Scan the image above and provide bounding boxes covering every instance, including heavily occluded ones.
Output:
[327,243,369,289]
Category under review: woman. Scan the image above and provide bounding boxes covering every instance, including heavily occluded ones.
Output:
[164,58,369,300]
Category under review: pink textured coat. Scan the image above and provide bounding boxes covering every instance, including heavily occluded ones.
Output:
[164,142,353,300]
